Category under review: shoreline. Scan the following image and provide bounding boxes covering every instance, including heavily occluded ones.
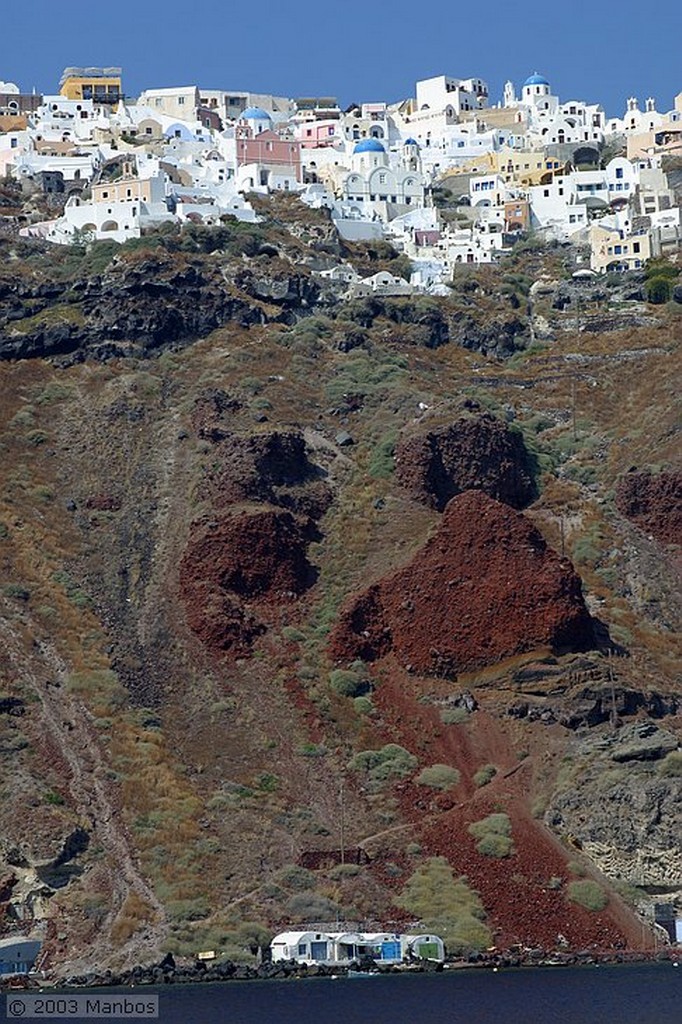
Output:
[3,947,679,992]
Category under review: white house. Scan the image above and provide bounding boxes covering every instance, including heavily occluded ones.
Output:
[415,75,489,116]
[41,169,174,244]
[270,930,445,965]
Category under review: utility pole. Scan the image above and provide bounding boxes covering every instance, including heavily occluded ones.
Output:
[339,773,346,866]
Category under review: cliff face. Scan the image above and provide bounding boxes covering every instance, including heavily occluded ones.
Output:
[547,723,682,887]
[0,212,680,976]
[330,491,594,676]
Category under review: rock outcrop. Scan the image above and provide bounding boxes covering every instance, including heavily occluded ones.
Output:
[180,509,316,658]
[0,253,320,362]
[203,429,333,520]
[330,490,594,677]
[616,469,682,546]
[395,412,537,511]
[547,722,682,887]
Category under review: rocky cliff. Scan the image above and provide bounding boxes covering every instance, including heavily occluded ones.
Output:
[0,210,680,977]
[330,490,595,676]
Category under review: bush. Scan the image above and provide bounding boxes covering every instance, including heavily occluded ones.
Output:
[566,880,608,912]
[476,833,513,858]
[276,866,316,891]
[468,813,514,858]
[416,764,461,791]
[658,750,682,777]
[329,669,367,698]
[285,893,340,922]
[396,857,491,953]
[349,744,418,790]
[473,764,497,788]
[281,626,306,642]
[645,275,672,304]
[440,707,469,725]
[353,696,374,716]
[2,584,31,601]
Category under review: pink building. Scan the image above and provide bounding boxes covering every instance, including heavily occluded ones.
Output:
[236,129,302,181]
[295,119,338,148]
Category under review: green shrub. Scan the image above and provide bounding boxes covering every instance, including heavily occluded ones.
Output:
[658,750,682,777]
[166,898,210,922]
[285,892,340,922]
[645,276,672,304]
[440,707,469,725]
[468,813,514,858]
[281,626,306,642]
[476,833,513,858]
[473,764,497,788]
[566,880,608,911]
[44,790,65,806]
[416,764,461,790]
[329,669,367,698]
[297,742,328,757]
[349,744,418,791]
[396,856,491,953]
[353,696,374,716]
[277,866,316,891]
[2,584,31,601]
[368,431,397,479]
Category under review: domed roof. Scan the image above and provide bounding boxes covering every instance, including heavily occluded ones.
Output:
[353,138,386,154]
[524,73,549,87]
[241,106,271,120]
[404,137,419,147]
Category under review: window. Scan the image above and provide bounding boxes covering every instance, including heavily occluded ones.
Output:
[633,242,640,253]
[178,96,185,105]
[615,167,624,179]
[614,245,622,254]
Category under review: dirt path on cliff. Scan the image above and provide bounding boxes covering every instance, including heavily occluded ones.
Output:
[0,611,167,971]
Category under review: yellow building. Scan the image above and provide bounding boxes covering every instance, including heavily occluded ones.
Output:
[59,67,122,105]
[589,223,651,274]
[441,147,565,188]
[91,178,152,205]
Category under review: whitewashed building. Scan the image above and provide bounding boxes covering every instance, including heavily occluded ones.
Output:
[271,930,445,965]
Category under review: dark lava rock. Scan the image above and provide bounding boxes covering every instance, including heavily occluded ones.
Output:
[396,412,537,511]
[615,469,682,545]
[203,429,332,520]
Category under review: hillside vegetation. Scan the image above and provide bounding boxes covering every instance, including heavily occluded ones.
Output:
[0,201,680,974]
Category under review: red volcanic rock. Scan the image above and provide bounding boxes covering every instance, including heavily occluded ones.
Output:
[330,491,593,677]
[202,429,333,520]
[180,509,315,657]
[395,413,537,512]
[616,469,682,545]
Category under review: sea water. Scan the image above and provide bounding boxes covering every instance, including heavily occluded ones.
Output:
[4,962,679,1024]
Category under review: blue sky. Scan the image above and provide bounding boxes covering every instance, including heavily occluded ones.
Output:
[2,1,680,118]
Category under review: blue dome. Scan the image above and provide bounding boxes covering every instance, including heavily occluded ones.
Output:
[404,137,419,147]
[524,73,549,87]
[241,106,271,120]
[353,138,386,154]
